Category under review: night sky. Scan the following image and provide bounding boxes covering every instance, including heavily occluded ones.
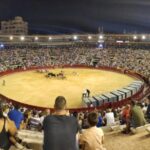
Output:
[0,0,150,34]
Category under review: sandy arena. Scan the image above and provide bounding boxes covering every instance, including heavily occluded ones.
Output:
[0,68,137,108]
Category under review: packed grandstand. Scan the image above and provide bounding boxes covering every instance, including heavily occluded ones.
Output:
[0,34,150,150]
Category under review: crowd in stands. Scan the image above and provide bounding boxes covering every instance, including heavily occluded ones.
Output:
[0,47,150,83]
[0,46,150,149]
[0,94,150,149]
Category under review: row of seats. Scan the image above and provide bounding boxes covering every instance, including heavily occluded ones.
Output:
[16,123,150,148]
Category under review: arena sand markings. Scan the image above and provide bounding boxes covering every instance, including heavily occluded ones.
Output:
[0,68,136,108]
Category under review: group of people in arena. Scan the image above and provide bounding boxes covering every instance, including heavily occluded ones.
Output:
[0,47,150,83]
[0,95,150,150]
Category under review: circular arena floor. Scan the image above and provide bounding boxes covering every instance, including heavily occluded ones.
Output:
[0,68,137,108]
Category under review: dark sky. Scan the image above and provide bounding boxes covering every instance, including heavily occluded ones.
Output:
[0,0,150,34]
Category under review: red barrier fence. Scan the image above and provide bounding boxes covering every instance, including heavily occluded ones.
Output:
[0,65,149,112]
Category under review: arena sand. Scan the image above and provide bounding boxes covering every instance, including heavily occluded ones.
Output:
[0,68,136,108]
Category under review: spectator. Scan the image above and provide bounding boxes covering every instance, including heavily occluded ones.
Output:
[146,95,150,121]
[104,109,115,126]
[121,104,131,124]
[130,100,146,128]
[96,113,103,127]
[43,96,79,150]
[0,106,12,149]
[8,104,24,129]
[27,110,41,131]
[40,109,50,126]
[0,105,18,150]
[79,112,106,150]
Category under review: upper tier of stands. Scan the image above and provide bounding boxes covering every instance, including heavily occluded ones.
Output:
[0,47,149,82]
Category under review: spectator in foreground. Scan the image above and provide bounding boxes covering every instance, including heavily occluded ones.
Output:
[43,96,79,150]
[8,104,24,129]
[79,112,106,150]
[0,105,18,150]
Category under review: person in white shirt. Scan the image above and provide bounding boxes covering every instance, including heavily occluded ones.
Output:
[104,109,115,126]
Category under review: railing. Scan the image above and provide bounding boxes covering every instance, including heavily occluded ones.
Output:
[0,65,149,112]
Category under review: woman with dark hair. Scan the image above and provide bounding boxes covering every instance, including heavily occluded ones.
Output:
[0,106,17,150]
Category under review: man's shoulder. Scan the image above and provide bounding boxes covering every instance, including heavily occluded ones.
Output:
[44,115,76,121]
[83,127,104,135]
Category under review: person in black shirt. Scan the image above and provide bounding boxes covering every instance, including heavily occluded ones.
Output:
[43,96,79,150]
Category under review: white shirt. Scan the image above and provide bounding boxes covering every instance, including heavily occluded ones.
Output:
[105,112,115,126]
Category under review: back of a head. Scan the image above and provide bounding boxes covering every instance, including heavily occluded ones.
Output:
[14,104,20,110]
[54,96,66,110]
[32,110,37,117]
[126,104,130,109]
[131,100,136,106]
[106,108,111,113]
[88,112,98,127]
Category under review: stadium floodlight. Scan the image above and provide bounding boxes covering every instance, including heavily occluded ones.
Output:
[133,35,137,40]
[20,36,25,41]
[142,35,146,40]
[73,35,78,40]
[9,36,14,40]
[0,44,4,48]
[98,43,103,48]
[88,35,92,40]
[99,35,103,39]
[35,36,39,41]
[48,36,52,40]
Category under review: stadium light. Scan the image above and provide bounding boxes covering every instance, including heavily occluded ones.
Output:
[9,36,14,40]
[35,36,39,41]
[98,43,103,49]
[0,44,4,48]
[88,35,92,40]
[133,35,137,40]
[48,36,52,40]
[99,35,103,39]
[73,35,78,40]
[20,36,25,41]
[142,35,146,40]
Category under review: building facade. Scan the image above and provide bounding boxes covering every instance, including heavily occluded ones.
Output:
[0,16,28,35]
